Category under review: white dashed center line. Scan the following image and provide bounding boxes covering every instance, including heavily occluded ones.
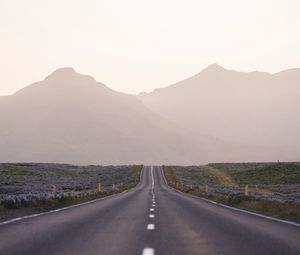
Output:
[151,166,154,195]
[142,248,155,255]
[147,224,155,230]
[143,167,156,255]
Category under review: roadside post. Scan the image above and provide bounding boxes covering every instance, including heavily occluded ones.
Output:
[245,185,249,196]
[205,184,208,193]
[98,183,102,192]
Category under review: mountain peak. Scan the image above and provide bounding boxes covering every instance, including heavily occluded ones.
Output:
[45,67,96,84]
[202,63,226,73]
[46,67,77,80]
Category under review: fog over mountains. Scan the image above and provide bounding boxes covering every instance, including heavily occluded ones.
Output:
[0,66,299,165]
[139,64,300,151]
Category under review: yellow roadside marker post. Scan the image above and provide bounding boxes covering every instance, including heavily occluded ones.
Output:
[98,183,102,192]
[245,185,249,196]
[205,184,208,193]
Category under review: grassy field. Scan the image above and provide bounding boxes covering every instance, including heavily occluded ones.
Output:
[0,163,142,222]
[163,163,300,223]
[209,162,300,185]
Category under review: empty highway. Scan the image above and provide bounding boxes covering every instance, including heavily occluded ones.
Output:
[0,166,299,255]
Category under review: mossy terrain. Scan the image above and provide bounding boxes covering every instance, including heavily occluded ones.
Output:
[0,164,142,222]
[170,166,222,186]
[0,163,139,193]
[209,162,300,185]
[163,163,300,223]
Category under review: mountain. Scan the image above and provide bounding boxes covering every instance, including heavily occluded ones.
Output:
[0,67,297,165]
[139,64,300,154]
[0,68,223,165]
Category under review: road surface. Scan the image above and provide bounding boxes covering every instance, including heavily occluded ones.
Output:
[0,166,299,255]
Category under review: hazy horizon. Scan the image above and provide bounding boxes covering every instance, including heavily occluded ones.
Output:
[0,65,299,164]
[0,0,299,164]
[2,64,300,97]
[1,0,300,95]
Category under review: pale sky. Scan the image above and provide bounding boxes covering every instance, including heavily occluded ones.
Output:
[0,0,300,95]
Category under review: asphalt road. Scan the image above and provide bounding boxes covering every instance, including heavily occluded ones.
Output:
[0,166,300,255]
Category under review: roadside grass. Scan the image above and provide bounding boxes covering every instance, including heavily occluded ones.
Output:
[232,163,300,185]
[169,166,222,186]
[0,181,139,211]
[163,164,300,223]
[0,163,141,193]
[0,164,143,222]
[201,165,237,187]
[237,200,300,223]
[209,162,300,195]
[209,162,300,185]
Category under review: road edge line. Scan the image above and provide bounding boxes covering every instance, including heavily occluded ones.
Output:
[160,166,300,228]
[0,167,144,227]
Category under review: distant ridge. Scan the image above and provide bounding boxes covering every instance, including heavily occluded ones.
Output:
[139,64,300,157]
[0,67,298,164]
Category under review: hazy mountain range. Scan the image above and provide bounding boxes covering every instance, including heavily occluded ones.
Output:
[0,65,299,165]
[140,64,300,150]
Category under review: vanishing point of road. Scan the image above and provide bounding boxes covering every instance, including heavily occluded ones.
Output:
[0,166,299,255]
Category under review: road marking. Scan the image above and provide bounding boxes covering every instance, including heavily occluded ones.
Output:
[0,167,146,227]
[147,224,155,230]
[151,166,155,198]
[142,248,155,255]
[0,189,133,226]
[150,166,157,211]
[144,168,156,254]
